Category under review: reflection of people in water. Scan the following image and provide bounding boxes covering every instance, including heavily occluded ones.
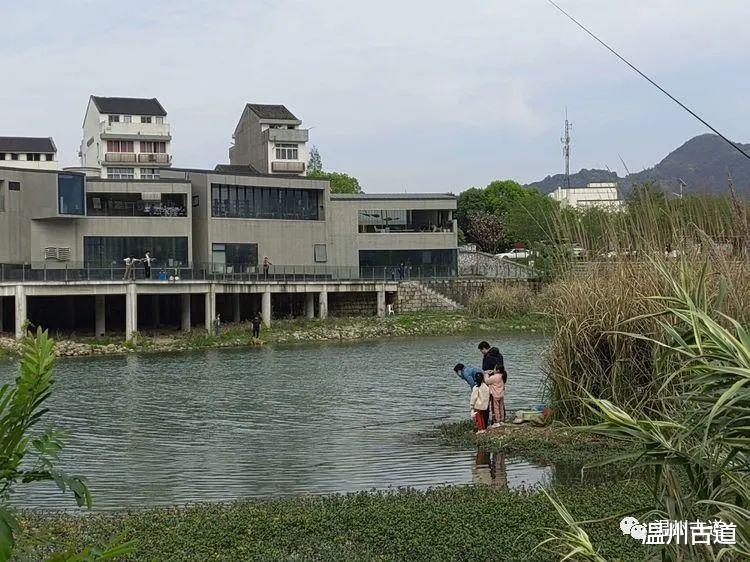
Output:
[472,451,508,488]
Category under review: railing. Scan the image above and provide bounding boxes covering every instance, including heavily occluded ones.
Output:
[137,153,171,164]
[211,200,319,220]
[100,121,171,138]
[265,128,309,143]
[271,161,305,173]
[0,263,458,283]
[104,152,137,163]
[359,224,455,234]
[86,201,187,217]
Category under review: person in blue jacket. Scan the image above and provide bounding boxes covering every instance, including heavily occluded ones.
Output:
[453,363,483,388]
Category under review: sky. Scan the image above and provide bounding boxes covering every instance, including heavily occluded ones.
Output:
[2,0,749,193]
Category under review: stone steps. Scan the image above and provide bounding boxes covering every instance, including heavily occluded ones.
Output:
[396,281,463,313]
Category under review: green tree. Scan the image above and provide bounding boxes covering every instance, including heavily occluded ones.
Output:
[455,188,489,234]
[307,170,362,194]
[484,179,528,215]
[504,188,559,246]
[307,145,322,173]
[464,212,507,254]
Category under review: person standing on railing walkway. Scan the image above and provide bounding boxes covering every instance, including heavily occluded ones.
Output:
[262,256,272,279]
[123,256,138,281]
[143,251,156,279]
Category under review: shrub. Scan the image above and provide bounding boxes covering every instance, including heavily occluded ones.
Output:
[467,283,536,318]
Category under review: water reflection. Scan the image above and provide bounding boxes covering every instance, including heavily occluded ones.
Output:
[472,451,554,489]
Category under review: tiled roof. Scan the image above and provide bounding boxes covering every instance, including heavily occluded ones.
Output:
[0,136,56,153]
[91,96,167,116]
[246,104,298,121]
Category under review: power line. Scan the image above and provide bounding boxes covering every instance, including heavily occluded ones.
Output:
[545,0,750,161]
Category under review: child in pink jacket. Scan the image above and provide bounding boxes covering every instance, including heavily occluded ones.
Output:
[484,363,506,427]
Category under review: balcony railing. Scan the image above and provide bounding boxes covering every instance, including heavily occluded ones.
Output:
[0,263,459,283]
[99,121,171,139]
[265,128,309,143]
[271,161,305,173]
[87,200,187,218]
[104,152,137,163]
[137,153,171,164]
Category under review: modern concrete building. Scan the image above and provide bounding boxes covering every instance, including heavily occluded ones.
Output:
[0,137,58,170]
[79,96,171,180]
[548,182,623,209]
[228,104,309,175]
[0,167,191,268]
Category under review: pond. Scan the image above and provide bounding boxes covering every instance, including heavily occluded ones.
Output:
[2,334,556,511]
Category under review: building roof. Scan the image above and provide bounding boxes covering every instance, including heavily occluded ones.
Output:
[214,163,263,175]
[246,104,298,121]
[91,96,167,116]
[331,193,456,201]
[0,136,56,153]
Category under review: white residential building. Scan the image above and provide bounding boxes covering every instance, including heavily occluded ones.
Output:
[548,182,623,210]
[228,104,309,175]
[79,96,172,180]
[0,137,58,170]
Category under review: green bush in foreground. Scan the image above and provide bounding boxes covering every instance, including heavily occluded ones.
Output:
[22,483,651,561]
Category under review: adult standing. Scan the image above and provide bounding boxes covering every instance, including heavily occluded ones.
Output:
[262,256,272,279]
[143,251,156,279]
[251,314,262,339]
[123,257,133,281]
[478,341,504,372]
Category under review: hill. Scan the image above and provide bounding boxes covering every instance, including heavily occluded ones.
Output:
[528,134,750,196]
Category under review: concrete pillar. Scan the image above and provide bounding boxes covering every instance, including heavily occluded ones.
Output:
[261,290,271,327]
[376,289,386,317]
[180,294,191,332]
[125,283,138,340]
[95,295,106,337]
[204,288,216,333]
[233,293,241,323]
[305,293,315,319]
[318,290,328,320]
[14,285,26,340]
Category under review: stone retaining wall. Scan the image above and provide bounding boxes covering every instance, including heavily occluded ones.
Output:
[424,278,539,306]
[396,282,461,313]
[328,292,377,316]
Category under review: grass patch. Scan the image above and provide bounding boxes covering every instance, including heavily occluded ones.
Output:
[437,420,637,466]
[20,483,651,561]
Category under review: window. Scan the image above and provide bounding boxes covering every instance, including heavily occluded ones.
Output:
[0,181,4,211]
[211,243,258,273]
[140,141,166,153]
[155,116,164,124]
[192,195,200,207]
[0,153,5,160]
[11,153,18,161]
[107,140,134,153]
[210,183,320,220]
[44,154,54,161]
[275,143,298,160]
[108,167,135,180]
[58,173,85,215]
[314,244,327,263]
[84,236,189,268]
[141,116,152,124]
[8,181,20,191]
[357,209,454,233]
[27,153,40,161]
[108,115,120,124]
[141,168,160,180]
[123,115,132,123]
[358,249,458,275]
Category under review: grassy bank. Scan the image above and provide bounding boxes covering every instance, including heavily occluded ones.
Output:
[437,420,636,466]
[21,482,651,562]
[0,310,550,357]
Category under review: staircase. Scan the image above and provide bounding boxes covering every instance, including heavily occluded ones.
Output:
[396,281,463,313]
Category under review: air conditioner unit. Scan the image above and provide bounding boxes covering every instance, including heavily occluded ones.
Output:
[44,247,57,260]
[57,247,71,261]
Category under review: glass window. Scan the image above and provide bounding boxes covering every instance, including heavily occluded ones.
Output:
[107,140,134,153]
[211,243,258,272]
[155,116,164,124]
[84,236,188,268]
[123,115,132,123]
[314,244,327,263]
[275,143,298,160]
[108,167,135,180]
[141,116,152,124]
[210,184,320,220]
[108,115,120,124]
[45,154,54,161]
[58,173,85,215]
[11,153,18,160]
[27,153,40,161]
[9,181,21,191]
[141,168,160,180]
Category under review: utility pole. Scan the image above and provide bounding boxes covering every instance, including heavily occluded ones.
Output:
[561,109,572,188]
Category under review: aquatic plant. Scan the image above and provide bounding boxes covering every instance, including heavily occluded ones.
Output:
[540,260,750,561]
[467,282,537,318]
[0,329,133,561]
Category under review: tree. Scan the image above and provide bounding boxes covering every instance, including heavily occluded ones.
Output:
[455,188,490,234]
[308,145,322,173]
[463,212,507,254]
[504,188,559,246]
[307,170,362,194]
[484,179,528,215]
